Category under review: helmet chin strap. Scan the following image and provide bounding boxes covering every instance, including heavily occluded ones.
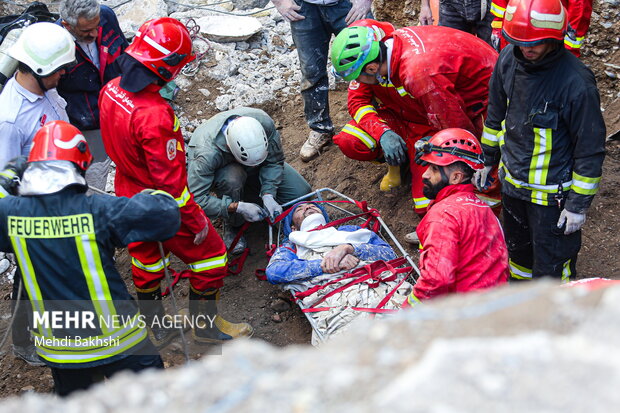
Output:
[34,74,49,92]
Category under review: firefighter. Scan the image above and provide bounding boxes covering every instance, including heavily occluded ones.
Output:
[403,129,509,308]
[330,23,500,240]
[489,0,592,56]
[99,17,253,345]
[474,0,605,281]
[0,120,180,396]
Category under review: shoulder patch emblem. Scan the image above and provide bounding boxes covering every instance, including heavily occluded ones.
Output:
[167,139,177,160]
[349,80,360,90]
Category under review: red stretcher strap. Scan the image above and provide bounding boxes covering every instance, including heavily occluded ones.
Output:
[162,269,191,297]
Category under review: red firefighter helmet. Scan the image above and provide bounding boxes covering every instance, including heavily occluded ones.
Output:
[126,17,196,81]
[502,0,567,46]
[28,121,93,171]
[350,19,395,40]
[416,128,484,170]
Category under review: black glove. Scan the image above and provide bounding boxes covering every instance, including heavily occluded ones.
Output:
[380,130,408,166]
[0,156,28,196]
[414,136,432,166]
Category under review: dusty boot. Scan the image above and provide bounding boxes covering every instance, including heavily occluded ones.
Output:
[136,286,180,349]
[222,222,247,255]
[404,230,419,245]
[189,287,253,344]
[380,165,402,191]
[12,344,45,366]
[299,131,332,162]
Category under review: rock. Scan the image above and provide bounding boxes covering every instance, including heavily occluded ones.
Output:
[605,71,618,79]
[215,95,232,111]
[196,16,263,43]
[0,258,10,274]
[115,0,168,37]
[19,386,34,393]
[231,0,270,10]
[270,298,291,312]
[198,89,211,98]
[271,313,282,323]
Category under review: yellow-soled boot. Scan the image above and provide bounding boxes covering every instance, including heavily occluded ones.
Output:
[380,165,401,191]
[189,287,253,344]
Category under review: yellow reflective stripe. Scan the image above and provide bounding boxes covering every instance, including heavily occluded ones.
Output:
[188,253,228,272]
[0,169,16,179]
[173,115,180,132]
[131,254,170,273]
[491,20,503,29]
[150,190,175,200]
[502,166,572,193]
[490,2,505,18]
[10,236,53,338]
[509,259,532,280]
[75,232,117,334]
[353,105,378,123]
[0,186,8,198]
[476,194,501,208]
[175,186,191,208]
[482,126,501,147]
[413,196,430,208]
[395,86,407,97]
[564,35,584,49]
[571,172,601,195]
[35,324,147,364]
[529,128,552,186]
[561,259,572,283]
[341,124,377,150]
[406,292,421,307]
[529,190,550,206]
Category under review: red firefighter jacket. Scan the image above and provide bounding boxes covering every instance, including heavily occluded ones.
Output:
[405,184,509,306]
[99,77,207,234]
[386,26,498,134]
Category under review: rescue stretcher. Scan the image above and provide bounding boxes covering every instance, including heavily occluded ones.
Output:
[262,188,420,345]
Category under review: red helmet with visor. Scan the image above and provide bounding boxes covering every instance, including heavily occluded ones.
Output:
[416,128,484,170]
[502,0,567,46]
[28,121,93,171]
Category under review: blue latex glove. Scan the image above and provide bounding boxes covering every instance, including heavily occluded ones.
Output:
[380,131,408,166]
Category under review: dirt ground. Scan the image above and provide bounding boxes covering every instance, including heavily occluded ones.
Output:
[0,0,619,399]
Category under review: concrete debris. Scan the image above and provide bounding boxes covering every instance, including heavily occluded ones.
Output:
[2,281,620,410]
[196,15,263,43]
[232,0,270,11]
[114,0,168,37]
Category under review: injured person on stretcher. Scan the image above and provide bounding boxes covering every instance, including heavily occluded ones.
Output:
[266,201,412,345]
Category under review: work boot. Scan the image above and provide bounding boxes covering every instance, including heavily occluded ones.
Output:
[189,287,253,344]
[404,230,419,245]
[136,287,180,349]
[223,222,247,255]
[12,344,45,366]
[299,130,332,162]
[380,165,402,191]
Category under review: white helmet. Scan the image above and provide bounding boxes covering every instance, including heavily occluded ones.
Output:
[9,22,76,76]
[225,116,269,166]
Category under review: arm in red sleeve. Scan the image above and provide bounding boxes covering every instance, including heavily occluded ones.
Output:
[347,81,391,141]
[133,105,207,234]
[412,215,460,301]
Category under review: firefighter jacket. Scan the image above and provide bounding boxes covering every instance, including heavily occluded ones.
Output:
[99,77,207,234]
[187,107,285,220]
[481,45,605,213]
[266,225,397,284]
[0,187,180,368]
[405,184,509,306]
[386,26,498,134]
[490,0,593,56]
[57,6,128,130]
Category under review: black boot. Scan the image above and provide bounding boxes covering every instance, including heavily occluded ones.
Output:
[189,287,253,344]
[136,286,180,349]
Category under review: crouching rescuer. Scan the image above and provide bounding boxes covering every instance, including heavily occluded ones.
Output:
[98,17,252,345]
[403,129,509,308]
[0,121,179,396]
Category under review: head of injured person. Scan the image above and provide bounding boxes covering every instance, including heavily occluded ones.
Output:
[282,202,330,237]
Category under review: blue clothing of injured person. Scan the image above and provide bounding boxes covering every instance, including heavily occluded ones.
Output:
[266,202,396,284]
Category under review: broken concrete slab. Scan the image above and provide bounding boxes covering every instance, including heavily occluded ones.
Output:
[115,0,168,37]
[196,15,263,42]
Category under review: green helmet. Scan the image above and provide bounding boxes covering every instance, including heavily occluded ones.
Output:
[331,26,380,81]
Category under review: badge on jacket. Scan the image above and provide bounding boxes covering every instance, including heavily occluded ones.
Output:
[167,139,177,160]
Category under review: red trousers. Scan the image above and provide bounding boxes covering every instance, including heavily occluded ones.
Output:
[129,219,228,292]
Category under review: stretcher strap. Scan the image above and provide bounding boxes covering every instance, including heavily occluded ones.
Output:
[162,269,191,297]
[227,221,251,275]
[302,307,398,314]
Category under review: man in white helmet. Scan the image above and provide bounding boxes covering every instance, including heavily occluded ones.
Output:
[188,107,312,254]
[0,21,76,367]
[0,22,76,169]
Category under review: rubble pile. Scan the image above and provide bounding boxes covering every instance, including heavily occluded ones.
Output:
[2,281,620,411]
